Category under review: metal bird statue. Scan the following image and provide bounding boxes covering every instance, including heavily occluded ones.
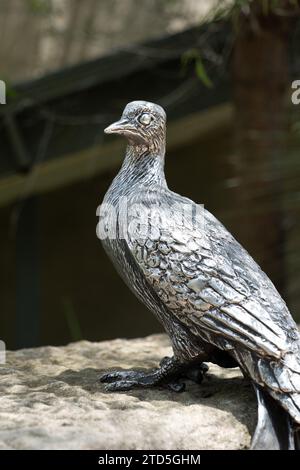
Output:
[99,100,300,449]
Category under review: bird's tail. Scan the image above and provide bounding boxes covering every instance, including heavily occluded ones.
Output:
[251,385,300,450]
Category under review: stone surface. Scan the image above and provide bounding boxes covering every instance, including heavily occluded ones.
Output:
[0,334,256,450]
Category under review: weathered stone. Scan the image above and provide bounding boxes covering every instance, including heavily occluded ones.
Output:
[0,334,256,450]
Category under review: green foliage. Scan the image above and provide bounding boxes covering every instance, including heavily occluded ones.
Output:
[0,78,18,100]
[182,49,213,88]
[209,0,299,21]
[292,121,300,135]
[26,0,52,15]
[62,297,83,342]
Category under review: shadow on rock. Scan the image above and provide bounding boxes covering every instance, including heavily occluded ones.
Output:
[50,365,256,437]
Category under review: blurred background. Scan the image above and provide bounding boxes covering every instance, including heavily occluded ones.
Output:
[1,0,300,350]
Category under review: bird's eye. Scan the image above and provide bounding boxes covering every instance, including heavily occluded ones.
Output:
[138,113,152,126]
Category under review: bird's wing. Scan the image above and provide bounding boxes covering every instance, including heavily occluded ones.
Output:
[197,210,300,358]
[126,196,300,362]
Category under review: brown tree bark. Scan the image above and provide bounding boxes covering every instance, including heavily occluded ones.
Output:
[232,1,299,293]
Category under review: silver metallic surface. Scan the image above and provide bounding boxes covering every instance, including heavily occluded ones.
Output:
[101,101,300,445]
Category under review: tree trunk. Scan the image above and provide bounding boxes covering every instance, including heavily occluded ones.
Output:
[232,2,298,293]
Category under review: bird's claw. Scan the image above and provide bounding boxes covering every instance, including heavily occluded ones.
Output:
[103,379,143,392]
[99,357,208,392]
[100,368,166,391]
[101,373,186,393]
[185,362,209,384]
[100,369,148,383]
[166,381,186,393]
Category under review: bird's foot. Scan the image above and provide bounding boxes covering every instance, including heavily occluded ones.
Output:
[99,356,208,392]
[160,357,209,384]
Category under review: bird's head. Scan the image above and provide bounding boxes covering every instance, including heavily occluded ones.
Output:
[104,101,166,153]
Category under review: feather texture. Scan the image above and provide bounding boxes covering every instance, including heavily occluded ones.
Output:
[101,101,300,428]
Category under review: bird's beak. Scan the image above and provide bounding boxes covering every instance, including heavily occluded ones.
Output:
[104,118,131,136]
[104,118,147,145]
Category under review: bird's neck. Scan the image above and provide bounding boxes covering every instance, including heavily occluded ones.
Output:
[117,144,167,190]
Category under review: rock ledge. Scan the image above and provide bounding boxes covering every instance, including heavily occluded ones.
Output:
[0,334,256,450]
